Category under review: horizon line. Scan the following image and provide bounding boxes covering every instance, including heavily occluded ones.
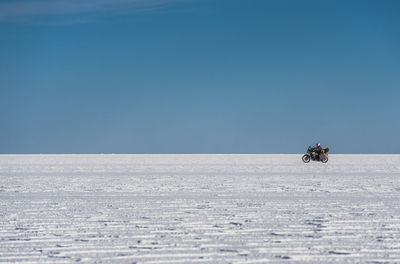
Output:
[0,153,399,155]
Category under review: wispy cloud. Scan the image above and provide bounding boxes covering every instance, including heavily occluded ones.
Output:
[0,0,191,24]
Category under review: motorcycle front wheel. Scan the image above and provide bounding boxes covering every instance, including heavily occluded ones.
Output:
[321,157,328,163]
[302,154,310,163]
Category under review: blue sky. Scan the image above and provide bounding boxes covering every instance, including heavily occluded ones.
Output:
[0,0,399,154]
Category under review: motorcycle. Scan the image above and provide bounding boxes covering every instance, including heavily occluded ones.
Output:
[302,146,329,163]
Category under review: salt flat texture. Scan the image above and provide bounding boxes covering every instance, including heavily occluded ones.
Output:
[1,154,400,264]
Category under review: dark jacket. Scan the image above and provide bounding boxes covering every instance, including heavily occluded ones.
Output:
[311,146,322,154]
[316,146,322,153]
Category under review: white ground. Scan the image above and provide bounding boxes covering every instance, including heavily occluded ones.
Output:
[0,154,400,264]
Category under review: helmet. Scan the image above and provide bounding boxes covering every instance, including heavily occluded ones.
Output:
[316,143,321,147]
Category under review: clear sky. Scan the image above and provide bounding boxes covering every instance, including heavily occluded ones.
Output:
[0,0,399,154]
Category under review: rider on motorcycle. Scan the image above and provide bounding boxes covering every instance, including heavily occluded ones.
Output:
[303,143,329,163]
[311,143,322,160]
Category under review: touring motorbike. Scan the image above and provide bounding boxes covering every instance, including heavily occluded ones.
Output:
[302,146,329,163]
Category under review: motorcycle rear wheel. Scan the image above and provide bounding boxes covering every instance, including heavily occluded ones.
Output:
[302,154,310,163]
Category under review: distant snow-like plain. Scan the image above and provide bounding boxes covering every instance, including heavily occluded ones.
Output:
[1,154,400,263]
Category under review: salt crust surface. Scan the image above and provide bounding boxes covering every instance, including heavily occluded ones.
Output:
[0,154,400,263]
